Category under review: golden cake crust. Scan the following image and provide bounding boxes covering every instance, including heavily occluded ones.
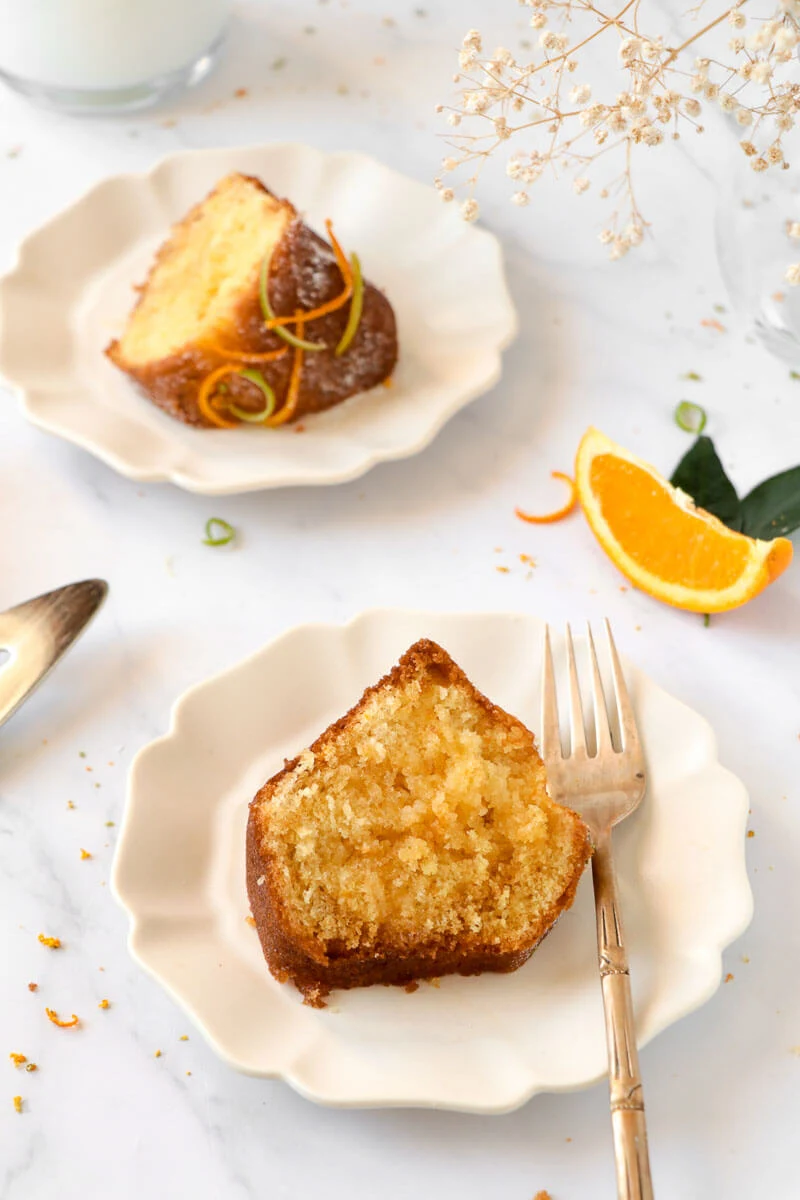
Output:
[246,639,592,1006]
[106,175,397,426]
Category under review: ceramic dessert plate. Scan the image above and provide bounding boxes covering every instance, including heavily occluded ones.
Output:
[0,143,517,494]
[112,610,753,1113]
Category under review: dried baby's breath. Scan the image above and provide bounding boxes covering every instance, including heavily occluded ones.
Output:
[439,2,800,257]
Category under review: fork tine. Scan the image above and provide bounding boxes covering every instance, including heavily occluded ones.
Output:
[564,624,587,756]
[586,623,613,754]
[541,626,561,760]
[604,619,640,755]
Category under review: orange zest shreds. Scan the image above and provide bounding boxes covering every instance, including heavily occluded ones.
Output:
[80,848,91,860]
[27,983,38,993]
[154,1049,162,1058]
[179,1035,189,1041]
[495,565,510,574]
[700,318,726,332]
[203,343,287,364]
[196,365,241,429]
[13,1096,22,1113]
[263,221,354,330]
[265,312,305,427]
[519,553,537,567]
[9,1054,26,1068]
[45,1009,79,1029]
[245,915,257,928]
[25,1063,37,1073]
[516,472,578,525]
[38,934,61,949]
[98,999,110,1009]
[67,800,75,809]
[260,222,353,330]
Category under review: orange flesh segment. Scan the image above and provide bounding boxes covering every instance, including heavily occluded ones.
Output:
[589,455,750,589]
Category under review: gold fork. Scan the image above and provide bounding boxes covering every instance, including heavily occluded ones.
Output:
[542,621,654,1200]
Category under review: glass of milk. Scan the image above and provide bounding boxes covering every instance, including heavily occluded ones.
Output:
[0,0,231,114]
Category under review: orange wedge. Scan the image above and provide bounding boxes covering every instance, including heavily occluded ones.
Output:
[575,427,793,613]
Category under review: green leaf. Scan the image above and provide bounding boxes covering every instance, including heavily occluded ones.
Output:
[739,466,800,539]
[670,436,742,530]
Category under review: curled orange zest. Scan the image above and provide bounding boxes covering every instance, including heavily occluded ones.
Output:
[263,219,354,329]
[45,1008,79,1028]
[515,471,578,525]
[37,934,61,949]
[265,311,305,427]
[197,365,241,429]
[9,1053,26,1067]
[203,343,288,365]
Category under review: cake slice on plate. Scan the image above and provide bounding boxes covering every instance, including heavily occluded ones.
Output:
[246,638,591,1006]
[107,172,397,428]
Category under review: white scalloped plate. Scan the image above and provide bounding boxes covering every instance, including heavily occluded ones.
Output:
[0,144,516,494]
[112,610,752,1112]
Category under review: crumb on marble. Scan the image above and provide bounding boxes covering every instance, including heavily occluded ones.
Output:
[724,973,734,983]
[25,1063,37,1073]
[38,934,61,949]
[98,1000,110,1010]
[154,1049,162,1058]
[9,1053,26,1068]
[179,1035,189,1041]
[495,566,510,574]
[234,87,248,98]
[80,848,92,860]
[747,830,755,838]
[27,983,38,993]
[245,915,257,928]
[13,1095,22,1113]
[67,801,75,810]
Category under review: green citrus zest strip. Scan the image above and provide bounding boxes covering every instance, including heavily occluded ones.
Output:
[335,253,363,356]
[674,400,707,434]
[203,518,236,547]
[228,369,277,422]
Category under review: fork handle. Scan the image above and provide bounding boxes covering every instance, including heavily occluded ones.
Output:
[592,831,654,1200]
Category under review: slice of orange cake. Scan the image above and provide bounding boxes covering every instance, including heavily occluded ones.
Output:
[246,639,591,1005]
[107,172,397,427]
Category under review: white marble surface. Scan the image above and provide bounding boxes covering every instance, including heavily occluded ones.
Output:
[1,2,799,1197]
